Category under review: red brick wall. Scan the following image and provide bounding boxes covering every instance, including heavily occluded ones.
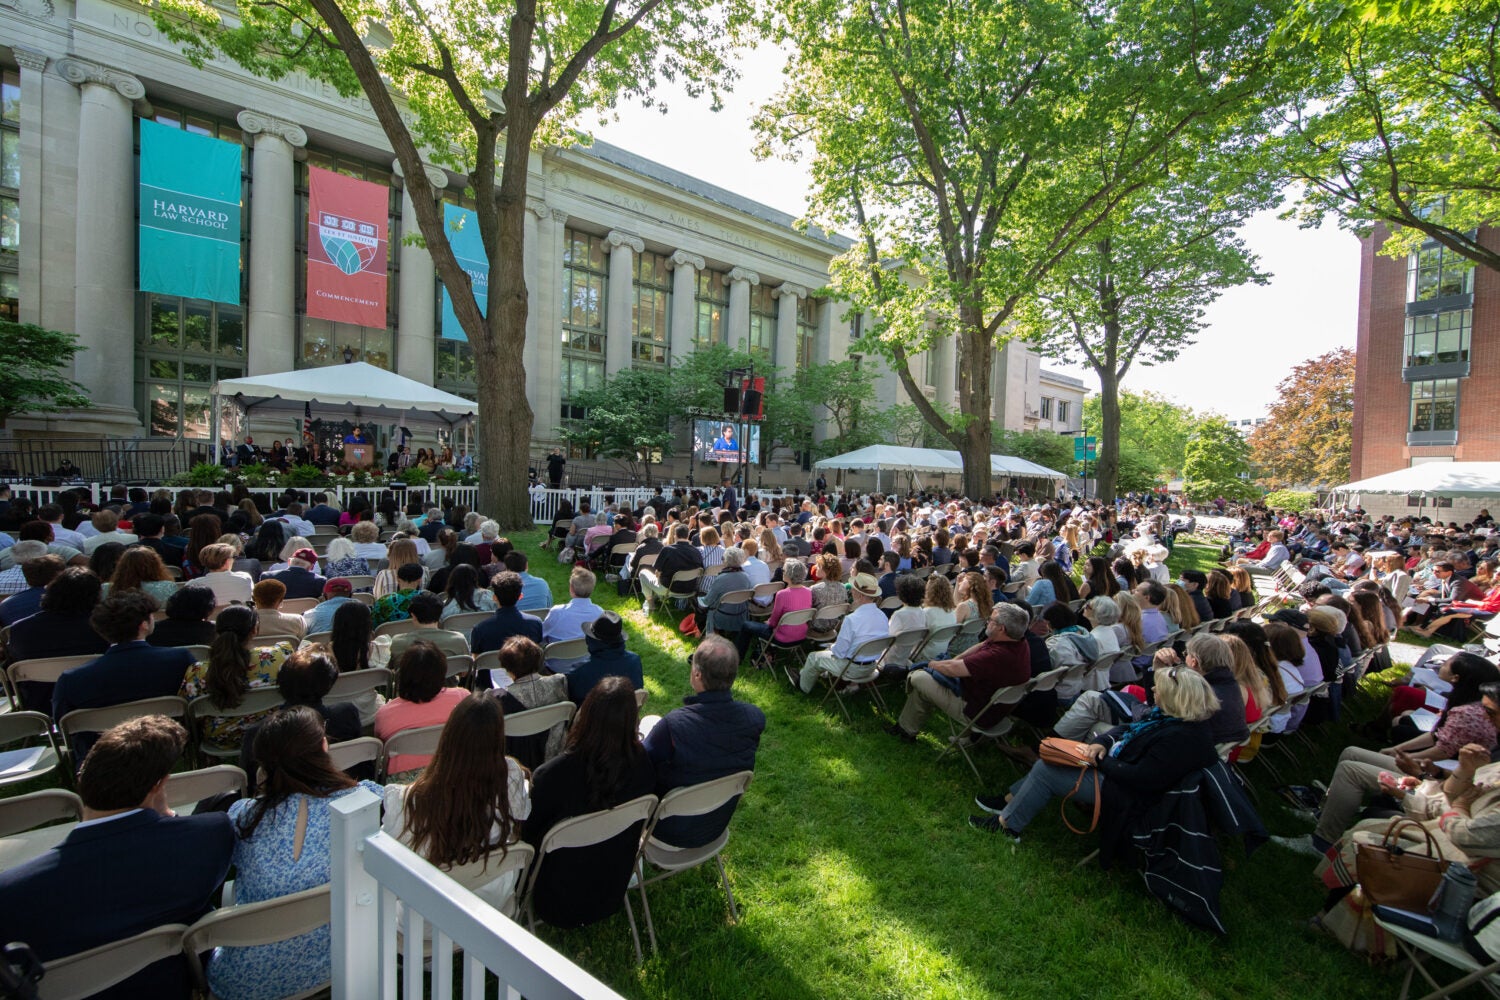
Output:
[1352,226,1500,479]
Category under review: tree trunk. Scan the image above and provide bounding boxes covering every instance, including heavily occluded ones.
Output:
[1096,366,1121,503]
[957,318,994,500]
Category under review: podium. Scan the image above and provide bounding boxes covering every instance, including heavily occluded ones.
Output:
[343,442,373,468]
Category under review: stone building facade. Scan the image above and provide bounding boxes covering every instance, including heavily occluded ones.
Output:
[2,0,1081,482]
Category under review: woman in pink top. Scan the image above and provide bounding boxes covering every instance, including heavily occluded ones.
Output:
[375,640,468,777]
[745,558,814,644]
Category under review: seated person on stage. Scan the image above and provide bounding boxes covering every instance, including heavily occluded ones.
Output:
[0,716,234,999]
[884,604,1032,743]
[640,635,766,848]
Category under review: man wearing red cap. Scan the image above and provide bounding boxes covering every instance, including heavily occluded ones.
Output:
[262,547,327,599]
[303,577,354,633]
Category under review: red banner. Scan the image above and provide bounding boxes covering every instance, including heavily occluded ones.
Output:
[306,166,388,328]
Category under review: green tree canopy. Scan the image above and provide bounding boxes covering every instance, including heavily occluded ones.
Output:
[757,0,1287,500]
[1182,417,1257,502]
[146,0,749,527]
[0,321,90,428]
[1277,0,1500,271]
[558,367,675,483]
[1083,390,1200,485]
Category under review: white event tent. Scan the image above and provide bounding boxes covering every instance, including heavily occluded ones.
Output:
[1334,462,1500,499]
[210,362,478,456]
[815,444,1069,492]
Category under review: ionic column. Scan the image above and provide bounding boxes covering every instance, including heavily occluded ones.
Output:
[772,283,807,376]
[603,229,644,376]
[58,58,144,424]
[392,158,447,383]
[727,266,759,349]
[13,49,47,326]
[237,111,307,376]
[945,330,960,409]
[667,251,703,365]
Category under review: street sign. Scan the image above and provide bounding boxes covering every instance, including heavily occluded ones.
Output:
[1073,436,1097,461]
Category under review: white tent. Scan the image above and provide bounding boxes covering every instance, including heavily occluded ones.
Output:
[1335,462,1500,497]
[210,363,478,457]
[815,444,1069,492]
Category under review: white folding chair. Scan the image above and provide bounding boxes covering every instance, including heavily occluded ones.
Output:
[0,789,82,874]
[382,723,446,780]
[182,886,332,999]
[39,924,188,1000]
[635,771,755,953]
[374,618,420,639]
[1375,913,1500,1000]
[186,688,285,762]
[326,667,393,706]
[58,696,189,768]
[0,711,63,789]
[813,635,895,722]
[326,736,384,774]
[443,611,491,639]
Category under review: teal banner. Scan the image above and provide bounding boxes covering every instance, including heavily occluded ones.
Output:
[138,119,242,304]
[439,203,488,341]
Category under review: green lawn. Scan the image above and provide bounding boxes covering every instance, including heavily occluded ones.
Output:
[3,535,1428,998]
[515,533,1401,999]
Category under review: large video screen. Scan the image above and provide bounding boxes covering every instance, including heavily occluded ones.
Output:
[693,419,760,464]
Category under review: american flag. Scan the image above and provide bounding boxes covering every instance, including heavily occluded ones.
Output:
[302,401,313,437]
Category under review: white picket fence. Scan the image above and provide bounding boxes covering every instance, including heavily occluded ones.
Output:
[330,788,625,1000]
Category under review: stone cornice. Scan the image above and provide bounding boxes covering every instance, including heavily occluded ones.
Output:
[727,267,760,286]
[237,110,309,149]
[604,230,645,254]
[56,58,145,101]
[11,48,48,74]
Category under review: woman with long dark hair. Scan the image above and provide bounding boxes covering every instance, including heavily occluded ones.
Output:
[328,600,371,675]
[209,707,380,1000]
[182,513,224,579]
[382,695,530,910]
[106,546,177,602]
[249,520,287,565]
[522,676,655,929]
[180,605,297,752]
[86,542,126,584]
[440,563,497,622]
[1077,555,1119,601]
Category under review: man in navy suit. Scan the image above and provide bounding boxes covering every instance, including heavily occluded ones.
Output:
[52,592,198,763]
[470,572,543,685]
[0,715,234,998]
[262,548,327,599]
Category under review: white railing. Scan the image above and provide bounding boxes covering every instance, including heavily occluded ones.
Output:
[330,788,625,1000]
[3,484,102,507]
[528,485,812,525]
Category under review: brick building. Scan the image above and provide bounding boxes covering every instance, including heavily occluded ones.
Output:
[1352,225,1500,481]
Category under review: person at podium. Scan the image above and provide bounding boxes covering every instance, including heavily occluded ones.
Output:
[343,425,369,445]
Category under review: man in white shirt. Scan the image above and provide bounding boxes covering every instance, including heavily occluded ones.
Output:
[796,573,889,693]
[37,505,85,550]
[273,502,316,539]
[741,538,772,604]
[81,510,138,554]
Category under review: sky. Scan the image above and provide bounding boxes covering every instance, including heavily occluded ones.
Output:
[591,44,1361,419]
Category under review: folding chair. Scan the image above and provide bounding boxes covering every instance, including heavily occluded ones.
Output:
[182,645,212,663]
[946,618,986,657]
[301,631,334,647]
[867,629,931,712]
[444,653,475,688]
[747,582,785,620]
[937,681,1032,784]
[280,597,319,615]
[0,789,82,874]
[164,764,247,814]
[635,771,755,953]
[0,711,63,789]
[58,696,189,770]
[352,593,376,607]
[40,923,189,1000]
[922,623,961,660]
[187,688,284,762]
[382,723,446,780]
[878,596,905,613]
[326,667,393,707]
[327,736,384,774]
[521,794,659,964]
[1374,912,1500,1000]
[747,608,814,672]
[1085,652,1116,693]
[183,886,333,999]
[437,842,535,920]
[812,635,894,722]
[543,637,588,666]
[6,655,95,711]
[443,611,491,639]
[504,701,576,741]
[344,575,376,593]
[374,618,420,639]
[804,603,849,646]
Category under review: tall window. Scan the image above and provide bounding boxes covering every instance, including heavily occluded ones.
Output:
[632,250,671,368]
[561,228,607,420]
[0,69,17,322]
[295,153,400,371]
[748,284,776,362]
[1405,309,1472,368]
[1408,245,1474,303]
[1058,400,1070,424]
[1410,378,1459,434]
[1040,396,1053,419]
[797,296,818,369]
[695,269,728,346]
[134,107,247,438]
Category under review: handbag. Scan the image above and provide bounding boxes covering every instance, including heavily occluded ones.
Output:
[1356,818,1448,911]
[1038,737,1101,835]
[679,613,701,638]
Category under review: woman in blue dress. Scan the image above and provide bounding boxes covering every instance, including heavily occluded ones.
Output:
[208,706,382,1000]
